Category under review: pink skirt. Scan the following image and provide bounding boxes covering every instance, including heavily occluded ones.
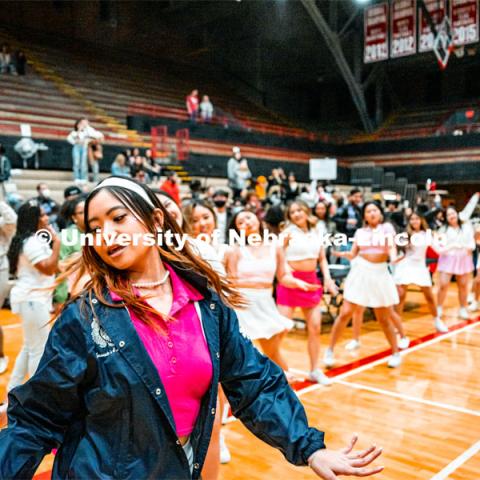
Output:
[276,270,323,308]
[437,251,474,275]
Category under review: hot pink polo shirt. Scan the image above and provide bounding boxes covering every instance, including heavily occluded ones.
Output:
[111,264,213,437]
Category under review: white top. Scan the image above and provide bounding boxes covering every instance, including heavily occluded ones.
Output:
[188,237,226,276]
[215,210,228,244]
[67,125,103,147]
[403,231,428,261]
[10,236,55,306]
[438,222,476,253]
[284,224,322,261]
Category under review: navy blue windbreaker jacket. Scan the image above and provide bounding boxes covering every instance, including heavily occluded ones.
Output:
[0,267,326,479]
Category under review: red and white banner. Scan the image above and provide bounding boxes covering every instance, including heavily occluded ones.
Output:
[364,3,389,63]
[450,0,479,46]
[390,0,417,58]
[419,0,446,52]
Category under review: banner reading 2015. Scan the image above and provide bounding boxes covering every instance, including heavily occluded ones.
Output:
[364,3,389,63]
[391,0,417,58]
[450,0,479,46]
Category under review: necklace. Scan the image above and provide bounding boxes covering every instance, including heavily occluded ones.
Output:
[132,270,170,289]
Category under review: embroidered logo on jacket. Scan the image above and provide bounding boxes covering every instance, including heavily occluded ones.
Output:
[91,316,117,357]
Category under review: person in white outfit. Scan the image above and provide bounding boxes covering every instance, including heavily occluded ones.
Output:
[67,118,104,184]
[436,206,476,320]
[6,200,60,392]
[394,212,448,333]
[325,201,402,368]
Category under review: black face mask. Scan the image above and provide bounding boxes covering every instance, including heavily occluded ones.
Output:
[214,200,227,208]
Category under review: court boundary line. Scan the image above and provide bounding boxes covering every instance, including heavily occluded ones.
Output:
[334,379,480,417]
[290,318,480,396]
[2,324,21,330]
[430,439,480,480]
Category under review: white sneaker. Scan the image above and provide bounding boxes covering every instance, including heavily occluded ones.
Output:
[323,348,335,368]
[0,356,8,375]
[398,337,410,350]
[345,339,361,351]
[437,306,443,318]
[459,308,470,320]
[434,317,448,333]
[309,369,333,386]
[219,432,231,464]
[468,301,479,312]
[387,353,402,368]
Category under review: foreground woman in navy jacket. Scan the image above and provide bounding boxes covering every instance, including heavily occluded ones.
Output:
[0,177,383,479]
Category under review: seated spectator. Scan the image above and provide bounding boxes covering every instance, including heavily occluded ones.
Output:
[63,185,83,202]
[186,89,199,123]
[200,95,214,123]
[255,176,268,201]
[111,153,131,177]
[0,144,12,198]
[15,50,26,76]
[212,189,231,243]
[0,44,16,75]
[35,183,59,230]
[285,173,300,201]
[145,148,161,181]
[160,171,181,205]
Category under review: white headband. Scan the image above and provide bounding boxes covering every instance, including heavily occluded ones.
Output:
[92,177,155,208]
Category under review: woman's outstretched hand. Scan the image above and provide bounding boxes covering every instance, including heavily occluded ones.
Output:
[308,435,384,479]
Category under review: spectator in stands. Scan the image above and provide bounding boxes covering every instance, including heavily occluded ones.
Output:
[285,172,300,201]
[0,200,17,376]
[200,95,214,123]
[186,89,200,123]
[67,118,104,184]
[145,148,161,182]
[57,186,83,231]
[0,145,12,199]
[0,44,16,75]
[212,189,231,244]
[314,200,336,236]
[268,169,286,199]
[333,188,363,265]
[384,200,405,231]
[255,175,268,201]
[35,183,59,230]
[227,147,246,200]
[15,50,26,76]
[111,153,131,177]
[160,171,181,205]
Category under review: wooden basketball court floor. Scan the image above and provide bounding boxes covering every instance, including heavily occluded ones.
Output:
[0,284,478,480]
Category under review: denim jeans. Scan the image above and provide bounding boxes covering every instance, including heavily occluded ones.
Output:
[90,159,100,183]
[72,144,88,181]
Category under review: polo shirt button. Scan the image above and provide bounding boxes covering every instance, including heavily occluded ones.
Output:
[167,341,173,348]
[155,388,162,396]
[216,352,220,359]
[211,408,216,415]
[171,357,177,364]
[91,298,98,304]
[119,341,125,348]
[193,463,200,470]
[210,303,215,310]
[176,440,181,446]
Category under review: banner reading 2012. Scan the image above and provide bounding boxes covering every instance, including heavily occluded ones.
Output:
[390,0,417,58]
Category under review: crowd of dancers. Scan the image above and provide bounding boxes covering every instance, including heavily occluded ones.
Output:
[0,174,478,479]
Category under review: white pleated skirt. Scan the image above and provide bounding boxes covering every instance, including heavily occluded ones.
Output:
[344,256,399,308]
[393,257,432,287]
[235,288,294,340]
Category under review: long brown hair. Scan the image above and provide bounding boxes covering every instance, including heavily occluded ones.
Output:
[182,200,217,237]
[285,199,317,231]
[55,178,244,325]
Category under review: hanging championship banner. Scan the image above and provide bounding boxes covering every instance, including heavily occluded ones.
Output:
[450,0,479,46]
[364,3,389,63]
[419,0,446,52]
[390,0,417,58]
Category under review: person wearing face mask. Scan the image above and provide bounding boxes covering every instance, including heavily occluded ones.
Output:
[212,190,231,244]
[35,183,59,230]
